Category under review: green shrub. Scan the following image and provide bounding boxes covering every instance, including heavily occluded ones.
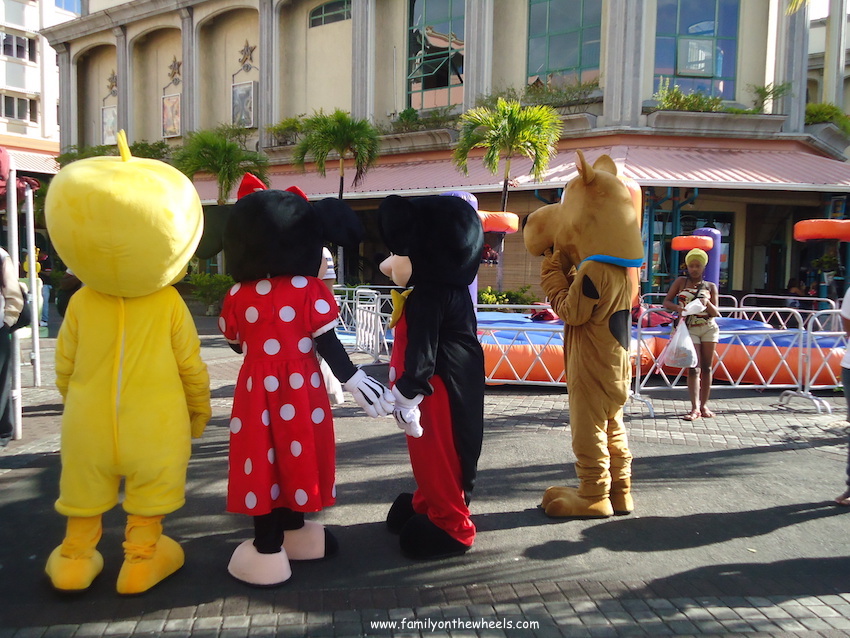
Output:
[653,77,724,112]
[475,79,600,114]
[478,285,537,307]
[189,272,235,307]
[748,81,792,114]
[266,116,304,145]
[805,102,850,136]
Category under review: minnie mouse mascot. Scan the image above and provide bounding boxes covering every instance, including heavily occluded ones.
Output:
[220,175,393,586]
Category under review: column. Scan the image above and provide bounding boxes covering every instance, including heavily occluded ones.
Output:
[462,0,493,111]
[112,26,130,137]
[602,0,644,127]
[351,0,376,120]
[780,2,810,133]
[54,42,76,149]
[823,0,848,108]
[179,8,195,134]
[258,0,274,145]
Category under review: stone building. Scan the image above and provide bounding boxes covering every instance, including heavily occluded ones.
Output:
[41,0,850,298]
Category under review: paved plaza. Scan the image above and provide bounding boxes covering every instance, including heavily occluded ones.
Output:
[2,314,850,637]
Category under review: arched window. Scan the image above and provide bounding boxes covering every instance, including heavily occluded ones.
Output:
[309,0,351,28]
[654,0,740,99]
[407,0,464,110]
[527,0,601,86]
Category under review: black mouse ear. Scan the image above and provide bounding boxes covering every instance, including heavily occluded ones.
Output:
[313,198,364,246]
[378,195,416,256]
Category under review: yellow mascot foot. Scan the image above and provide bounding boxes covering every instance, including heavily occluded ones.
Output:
[116,515,184,595]
[45,545,104,592]
[45,515,104,592]
[540,485,613,518]
[610,479,634,515]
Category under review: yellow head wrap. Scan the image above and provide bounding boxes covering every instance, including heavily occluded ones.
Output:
[685,248,708,266]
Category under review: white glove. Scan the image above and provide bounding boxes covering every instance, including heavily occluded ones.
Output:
[343,369,395,418]
[391,385,424,438]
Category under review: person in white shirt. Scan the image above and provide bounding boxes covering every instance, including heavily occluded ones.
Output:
[836,286,850,505]
[319,247,344,405]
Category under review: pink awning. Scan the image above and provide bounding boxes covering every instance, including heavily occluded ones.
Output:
[191,140,850,202]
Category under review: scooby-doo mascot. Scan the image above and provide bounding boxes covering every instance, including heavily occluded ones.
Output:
[523,150,643,518]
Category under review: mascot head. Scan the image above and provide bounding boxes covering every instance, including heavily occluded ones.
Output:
[523,150,643,275]
[45,131,203,298]
[378,194,484,288]
[224,175,364,282]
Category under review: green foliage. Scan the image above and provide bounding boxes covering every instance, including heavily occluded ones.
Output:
[171,128,269,205]
[212,123,254,149]
[653,78,724,112]
[748,81,792,113]
[454,98,563,210]
[266,115,304,145]
[292,109,381,195]
[188,272,235,306]
[523,78,600,113]
[811,253,839,273]
[57,139,172,167]
[475,78,600,113]
[477,285,537,307]
[391,108,422,133]
[805,102,850,136]
[382,106,460,134]
[56,144,118,167]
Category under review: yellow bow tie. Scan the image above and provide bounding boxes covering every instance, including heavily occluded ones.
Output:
[389,288,412,329]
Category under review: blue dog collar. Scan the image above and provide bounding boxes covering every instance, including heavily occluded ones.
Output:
[580,254,644,268]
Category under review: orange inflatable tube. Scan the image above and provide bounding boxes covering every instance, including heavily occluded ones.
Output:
[478,210,519,234]
[482,338,657,385]
[794,218,850,241]
[671,235,714,252]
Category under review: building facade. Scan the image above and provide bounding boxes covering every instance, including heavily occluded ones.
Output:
[0,0,77,188]
[40,0,850,298]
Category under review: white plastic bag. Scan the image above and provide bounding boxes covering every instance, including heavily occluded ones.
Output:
[659,319,698,369]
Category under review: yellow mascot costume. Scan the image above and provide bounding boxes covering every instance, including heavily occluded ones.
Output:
[43,131,211,594]
[524,150,643,518]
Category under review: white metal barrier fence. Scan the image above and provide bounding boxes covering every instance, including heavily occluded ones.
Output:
[778,309,847,414]
[634,306,845,416]
[334,291,847,414]
[476,304,564,386]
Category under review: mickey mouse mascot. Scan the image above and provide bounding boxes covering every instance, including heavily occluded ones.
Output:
[43,131,211,594]
[378,194,485,560]
[220,177,393,586]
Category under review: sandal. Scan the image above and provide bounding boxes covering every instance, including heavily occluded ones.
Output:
[683,409,701,421]
[700,407,715,418]
[835,490,850,506]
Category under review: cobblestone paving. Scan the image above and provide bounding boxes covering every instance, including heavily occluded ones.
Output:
[2,330,850,637]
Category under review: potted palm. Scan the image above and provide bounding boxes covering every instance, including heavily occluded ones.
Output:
[452,98,563,290]
[172,126,270,261]
[292,109,381,283]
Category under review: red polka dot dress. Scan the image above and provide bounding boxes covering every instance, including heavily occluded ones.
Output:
[219,275,339,516]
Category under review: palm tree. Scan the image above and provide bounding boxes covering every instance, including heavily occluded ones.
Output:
[292,109,380,283]
[292,109,380,200]
[453,98,562,289]
[172,127,269,263]
[454,98,563,212]
[172,127,269,206]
